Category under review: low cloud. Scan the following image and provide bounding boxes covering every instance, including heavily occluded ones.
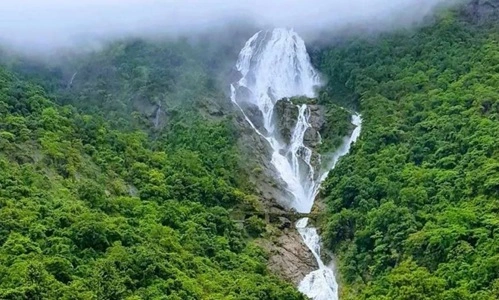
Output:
[1,0,461,51]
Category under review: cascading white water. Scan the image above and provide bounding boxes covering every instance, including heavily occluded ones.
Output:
[231,28,361,300]
[231,28,321,213]
[297,115,362,299]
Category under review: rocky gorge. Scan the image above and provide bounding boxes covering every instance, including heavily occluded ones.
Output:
[233,94,354,285]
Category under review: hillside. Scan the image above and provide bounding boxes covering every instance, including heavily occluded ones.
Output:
[0,39,303,299]
[317,3,499,299]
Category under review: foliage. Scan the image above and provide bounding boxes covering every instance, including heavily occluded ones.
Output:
[0,49,303,299]
[317,94,354,154]
[318,8,499,300]
[245,216,267,238]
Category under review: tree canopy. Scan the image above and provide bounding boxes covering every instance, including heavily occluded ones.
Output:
[317,6,499,300]
[0,37,303,299]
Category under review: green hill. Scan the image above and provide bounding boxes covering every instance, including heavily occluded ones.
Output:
[0,39,303,299]
[317,3,499,299]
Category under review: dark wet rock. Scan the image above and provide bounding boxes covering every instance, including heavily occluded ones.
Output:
[304,104,326,149]
[303,127,319,148]
[234,85,252,103]
[278,217,292,230]
[234,107,294,208]
[245,105,266,132]
[272,99,298,144]
[307,104,326,130]
[233,85,267,133]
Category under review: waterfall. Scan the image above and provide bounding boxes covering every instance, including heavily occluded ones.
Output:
[67,71,78,89]
[297,115,362,299]
[154,104,162,129]
[231,28,361,300]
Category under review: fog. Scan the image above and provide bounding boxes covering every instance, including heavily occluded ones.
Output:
[1,0,461,51]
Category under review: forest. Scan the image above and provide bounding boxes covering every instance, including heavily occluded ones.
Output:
[317,4,499,300]
[0,38,303,299]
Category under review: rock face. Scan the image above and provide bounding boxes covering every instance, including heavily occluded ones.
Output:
[257,228,319,285]
[271,98,326,180]
[304,104,326,149]
[133,100,168,130]
[233,85,268,134]
[272,99,299,144]
[272,99,325,149]
[235,96,334,208]
[235,110,294,206]
[232,94,333,285]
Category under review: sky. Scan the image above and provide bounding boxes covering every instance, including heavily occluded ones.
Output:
[0,0,460,51]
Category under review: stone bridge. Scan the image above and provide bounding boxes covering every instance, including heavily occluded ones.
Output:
[231,206,323,229]
[259,211,321,223]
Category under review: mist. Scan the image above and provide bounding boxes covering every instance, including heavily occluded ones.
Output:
[1,0,461,52]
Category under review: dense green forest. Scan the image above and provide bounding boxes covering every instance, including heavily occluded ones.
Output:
[318,5,499,300]
[2,1,499,299]
[0,37,303,299]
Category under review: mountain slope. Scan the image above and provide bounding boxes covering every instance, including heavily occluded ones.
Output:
[0,55,303,299]
[317,4,499,300]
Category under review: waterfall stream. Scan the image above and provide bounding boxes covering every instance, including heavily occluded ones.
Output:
[231,28,361,300]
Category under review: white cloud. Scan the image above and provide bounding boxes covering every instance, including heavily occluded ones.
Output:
[0,0,460,50]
